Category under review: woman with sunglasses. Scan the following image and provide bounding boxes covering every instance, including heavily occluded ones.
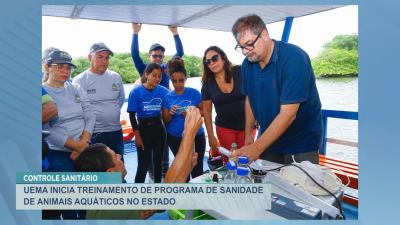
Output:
[42,50,95,219]
[201,46,247,163]
[127,63,169,183]
[162,58,205,181]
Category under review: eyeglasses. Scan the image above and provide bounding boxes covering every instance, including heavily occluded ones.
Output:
[204,54,220,66]
[151,54,164,59]
[51,64,73,72]
[171,78,185,83]
[234,31,263,53]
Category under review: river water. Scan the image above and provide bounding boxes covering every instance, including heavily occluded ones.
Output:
[122,77,358,163]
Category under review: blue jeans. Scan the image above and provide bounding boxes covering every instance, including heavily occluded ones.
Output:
[91,129,124,161]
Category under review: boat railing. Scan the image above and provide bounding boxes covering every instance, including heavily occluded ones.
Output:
[319,109,358,208]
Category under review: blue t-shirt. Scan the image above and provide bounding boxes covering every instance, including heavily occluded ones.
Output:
[162,87,204,137]
[241,40,322,155]
[127,85,169,118]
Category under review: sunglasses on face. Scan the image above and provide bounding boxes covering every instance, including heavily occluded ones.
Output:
[204,54,220,66]
[151,54,164,59]
[171,78,185,84]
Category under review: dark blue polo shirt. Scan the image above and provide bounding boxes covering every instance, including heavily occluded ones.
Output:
[241,40,322,155]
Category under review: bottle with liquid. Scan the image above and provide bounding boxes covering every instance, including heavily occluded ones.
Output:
[235,167,251,183]
[237,156,249,168]
[230,142,237,152]
[228,142,238,162]
[223,160,237,183]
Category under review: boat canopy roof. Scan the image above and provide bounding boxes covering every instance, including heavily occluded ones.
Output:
[42,5,343,32]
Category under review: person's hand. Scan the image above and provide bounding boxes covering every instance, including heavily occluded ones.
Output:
[134,131,144,150]
[70,151,80,161]
[70,139,89,160]
[208,135,219,151]
[140,210,155,219]
[168,25,178,35]
[74,139,89,152]
[132,23,142,33]
[42,101,58,123]
[230,144,262,163]
[183,106,202,137]
[191,152,198,170]
[169,105,178,115]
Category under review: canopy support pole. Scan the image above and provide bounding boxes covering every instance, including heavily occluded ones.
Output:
[281,17,293,43]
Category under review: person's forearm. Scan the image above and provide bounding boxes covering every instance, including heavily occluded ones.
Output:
[203,110,215,138]
[244,97,256,137]
[131,34,145,75]
[252,106,298,155]
[164,129,195,183]
[174,35,184,57]
[80,130,92,142]
[129,112,139,132]
[42,101,58,123]
[162,109,173,124]
[64,137,79,151]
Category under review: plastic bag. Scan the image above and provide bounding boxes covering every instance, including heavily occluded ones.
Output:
[279,161,343,196]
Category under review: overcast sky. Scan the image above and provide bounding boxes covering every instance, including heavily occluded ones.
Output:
[42,5,357,64]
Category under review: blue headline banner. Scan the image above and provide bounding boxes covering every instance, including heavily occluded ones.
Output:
[16,172,121,184]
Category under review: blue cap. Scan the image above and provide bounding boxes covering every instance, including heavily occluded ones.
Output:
[238,156,249,165]
[46,50,76,68]
[89,42,113,55]
[149,43,165,52]
[236,167,249,176]
[226,160,237,170]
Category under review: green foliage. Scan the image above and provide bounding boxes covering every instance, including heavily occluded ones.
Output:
[71,56,89,78]
[312,49,358,77]
[71,53,139,83]
[324,34,358,51]
[182,55,202,77]
[312,34,358,77]
[71,52,203,83]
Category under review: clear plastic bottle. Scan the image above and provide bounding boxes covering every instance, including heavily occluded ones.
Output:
[229,142,238,162]
[230,142,237,152]
[223,160,237,183]
[235,167,251,183]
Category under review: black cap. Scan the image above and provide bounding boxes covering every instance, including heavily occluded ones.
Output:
[149,43,165,53]
[89,42,114,55]
[42,47,59,60]
[46,50,76,68]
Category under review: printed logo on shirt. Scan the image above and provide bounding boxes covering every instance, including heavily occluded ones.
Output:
[86,88,96,94]
[143,98,162,111]
[112,83,118,91]
[175,100,192,114]
[75,94,81,103]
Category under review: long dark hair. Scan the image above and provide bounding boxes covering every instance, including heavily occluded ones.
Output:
[167,57,187,78]
[141,63,162,83]
[202,46,233,84]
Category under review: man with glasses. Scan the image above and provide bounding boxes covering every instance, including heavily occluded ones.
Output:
[131,23,184,180]
[73,43,126,161]
[230,14,323,165]
[131,23,184,89]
